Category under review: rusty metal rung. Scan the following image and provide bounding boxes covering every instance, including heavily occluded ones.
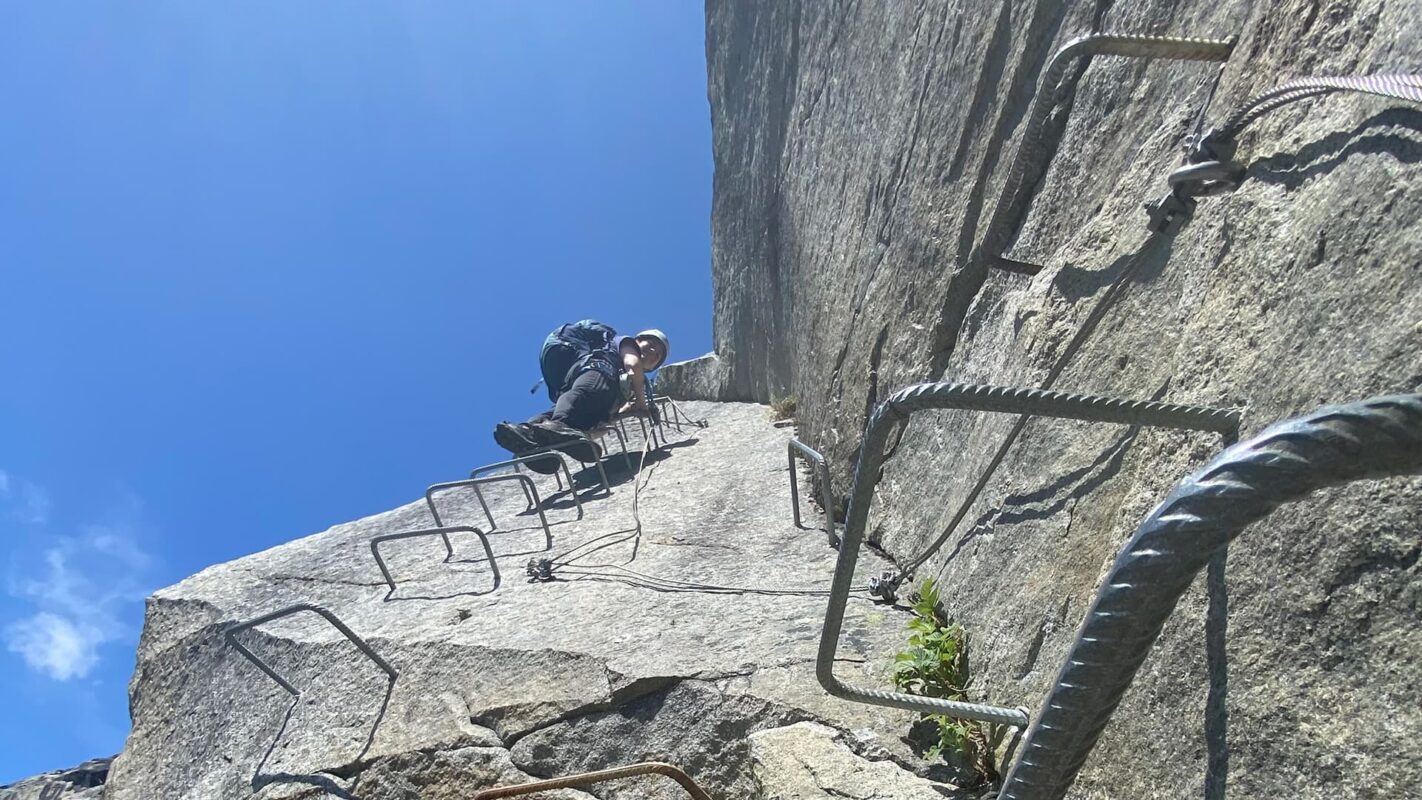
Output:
[473,762,714,800]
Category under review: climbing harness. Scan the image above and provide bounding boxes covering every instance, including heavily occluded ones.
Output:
[224,603,398,696]
[370,526,500,597]
[817,382,1240,722]
[473,761,714,800]
[998,394,1422,800]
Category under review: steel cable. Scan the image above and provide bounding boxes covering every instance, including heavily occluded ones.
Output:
[1210,74,1422,146]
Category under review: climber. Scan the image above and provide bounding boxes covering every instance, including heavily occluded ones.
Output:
[493,321,669,469]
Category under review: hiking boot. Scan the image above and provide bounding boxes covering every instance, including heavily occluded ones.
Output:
[523,420,584,447]
[493,422,538,455]
[521,453,564,475]
[527,421,602,463]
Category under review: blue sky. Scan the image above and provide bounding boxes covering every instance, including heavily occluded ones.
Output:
[0,2,711,782]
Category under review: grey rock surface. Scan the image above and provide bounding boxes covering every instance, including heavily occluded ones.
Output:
[656,353,741,402]
[691,1,1422,798]
[100,402,965,799]
[0,757,111,800]
[749,722,957,800]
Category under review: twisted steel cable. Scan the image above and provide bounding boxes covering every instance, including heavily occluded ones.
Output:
[817,383,1239,725]
[473,761,714,800]
[876,382,1240,433]
[893,380,1240,577]
[996,393,1422,800]
[1210,74,1422,146]
[981,33,1235,264]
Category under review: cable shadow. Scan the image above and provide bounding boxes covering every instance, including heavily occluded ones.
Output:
[556,569,855,598]
[939,424,1141,568]
[382,543,502,601]
[1052,232,1176,304]
[1247,107,1422,190]
[251,675,395,797]
[383,570,500,602]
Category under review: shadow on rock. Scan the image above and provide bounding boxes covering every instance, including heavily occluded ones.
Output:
[1248,107,1422,191]
[251,674,396,798]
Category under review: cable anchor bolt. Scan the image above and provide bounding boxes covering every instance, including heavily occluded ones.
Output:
[867,571,902,603]
[526,558,555,582]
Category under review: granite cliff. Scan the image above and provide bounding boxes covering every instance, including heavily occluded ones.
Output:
[8,1,1420,798]
[659,0,1422,798]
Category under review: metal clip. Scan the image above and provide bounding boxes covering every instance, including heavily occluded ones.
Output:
[1146,159,1243,234]
[1167,159,1245,197]
[525,558,554,582]
[867,571,901,603]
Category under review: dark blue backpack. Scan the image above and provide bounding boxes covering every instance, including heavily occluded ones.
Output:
[535,320,618,402]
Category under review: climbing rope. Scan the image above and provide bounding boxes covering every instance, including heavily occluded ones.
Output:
[527,416,661,576]
[525,407,876,599]
[557,563,872,598]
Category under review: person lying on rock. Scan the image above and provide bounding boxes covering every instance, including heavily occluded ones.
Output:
[493,321,669,471]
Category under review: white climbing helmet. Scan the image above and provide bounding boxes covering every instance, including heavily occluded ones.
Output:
[636,329,670,368]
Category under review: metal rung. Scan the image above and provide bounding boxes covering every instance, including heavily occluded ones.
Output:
[654,395,706,431]
[789,438,838,547]
[519,437,613,496]
[370,525,500,596]
[427,475,554,549]
[224,603,397,696]
[591,418,635,455]
[471,453,579,518]
[1000,394,1422,800]
[819,382,1241,724]
[982,32,1236,271]
[614,410,664,450]
[473,762,714,800]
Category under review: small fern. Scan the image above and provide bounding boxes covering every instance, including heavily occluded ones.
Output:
[891,579,1003,784]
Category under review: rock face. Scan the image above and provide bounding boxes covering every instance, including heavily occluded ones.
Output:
[0,757,112,800]
[664,1,1422,798]
[96,403,975,799]
[14,3,1421,798]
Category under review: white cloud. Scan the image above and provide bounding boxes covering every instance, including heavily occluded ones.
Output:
[2,474,154,682]
[5,612,101,681]
[0,468,50,525]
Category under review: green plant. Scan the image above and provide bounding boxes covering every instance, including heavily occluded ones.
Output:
[891,579,1004,785]
[768,395,797,421]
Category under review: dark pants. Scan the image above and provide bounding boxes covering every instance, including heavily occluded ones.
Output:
[527,368,617,431]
